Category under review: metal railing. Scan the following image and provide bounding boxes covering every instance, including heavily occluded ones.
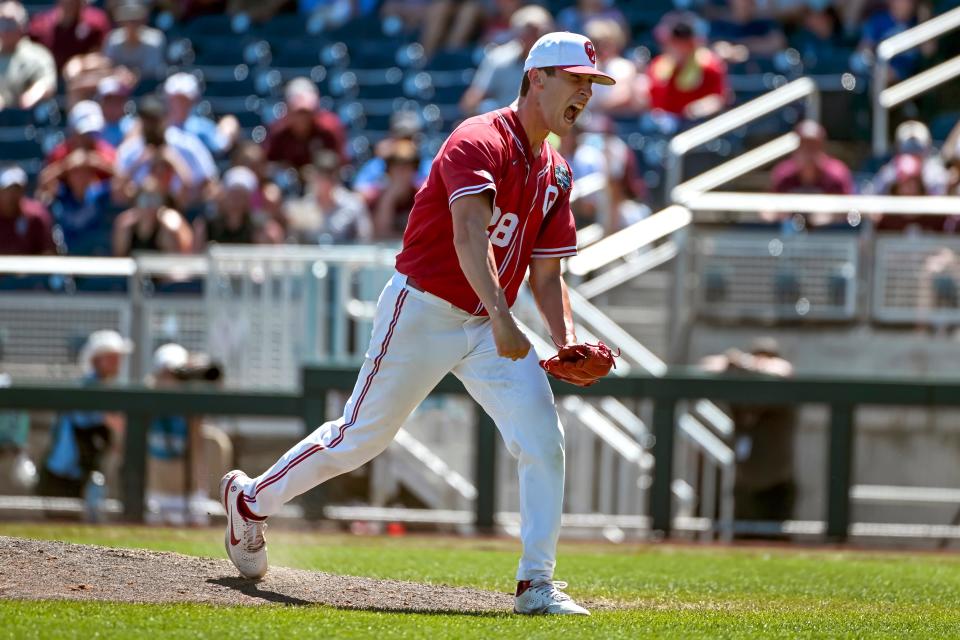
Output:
[5,366,960,543]
[694,230,859,322]
[873,235,960,325]
[678,191,960,214]
[664,77,820,198]
[873,6,960,157]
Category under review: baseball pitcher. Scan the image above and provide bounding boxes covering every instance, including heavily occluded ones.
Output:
[221,31,617,615]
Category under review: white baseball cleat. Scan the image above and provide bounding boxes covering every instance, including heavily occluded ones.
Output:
[514,580,590,615]
[220,470,268,579]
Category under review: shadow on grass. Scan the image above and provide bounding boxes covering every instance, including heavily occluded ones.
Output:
[206,576,512,616]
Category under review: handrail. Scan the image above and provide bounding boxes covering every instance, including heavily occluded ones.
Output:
[577,241,677,300]
[0,256,135,277]
[879,54,960,109]
[872,6,960,157]
[877,6,960,60]
[678,191,960,214]
[665,78,819,197]
[671,132,800,203]
[566,205,692,276]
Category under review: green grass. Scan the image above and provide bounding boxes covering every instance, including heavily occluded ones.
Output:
[2,523,960,639]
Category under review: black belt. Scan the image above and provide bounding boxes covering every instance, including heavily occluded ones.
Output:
[406,276,425,292]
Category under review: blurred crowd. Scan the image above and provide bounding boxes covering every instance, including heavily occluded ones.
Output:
[1,328,231,524]
[0,0,955,261]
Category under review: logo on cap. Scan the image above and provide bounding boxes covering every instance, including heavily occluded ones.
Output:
[584,40,596,65]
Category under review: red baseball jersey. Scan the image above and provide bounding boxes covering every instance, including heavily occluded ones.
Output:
[395,107,578,315]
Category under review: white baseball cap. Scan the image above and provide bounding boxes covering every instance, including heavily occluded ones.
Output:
[153,343,189,373]
[223,166,258,192]
[523,31,615,86]
[68,100,105,135]
[164,72,201,100]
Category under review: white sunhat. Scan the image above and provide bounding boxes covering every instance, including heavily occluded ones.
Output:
[523,31,616,86]
[80,330,134,373]
[152,343,189,373]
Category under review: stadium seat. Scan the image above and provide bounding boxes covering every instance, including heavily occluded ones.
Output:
[424,47,477,71]
[933,275,959,308]
[176,13,240,38]
[774,270,801,307]
[704,269,728,304]
[0,109,34,127]
[348,41,402,69]
[203,75,259,97]
[272,40,323,68]
[249,13,308,38]
[0,137,42,159]
[930,111,960,143]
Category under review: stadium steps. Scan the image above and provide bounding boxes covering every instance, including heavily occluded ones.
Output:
[584,267,673,360]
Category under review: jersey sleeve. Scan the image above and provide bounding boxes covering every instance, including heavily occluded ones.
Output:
[437,125,504,209]
[533,171,577,259]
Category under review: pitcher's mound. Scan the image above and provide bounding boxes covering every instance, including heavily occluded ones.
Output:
[0,535,514,613]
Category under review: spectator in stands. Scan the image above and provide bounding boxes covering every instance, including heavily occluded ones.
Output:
[97,75,135,148]
[193,166,283,248]
[231,141,285,230]
[264,77,347,171]
[943,119,960,195]
[873,120,948,196]
[647,12,729,122]
[62,50,135,107]
[143,343,207,525]
[584,18,646,118]
[46,100,117,179]
[39,148,115,255]
[228,0,289,24]
[28,0,112,71]
[112,177,193,255]
[790,4,846,69]
[556,0,626,35]
[0,1,56,111]
[858,0,933,82]
[381,0,484,60]
[701,337,797,535]
[104,1,167,81]
[710,0,787,62]
[164,72,238,158]
[287,149,372,244]
[115,95,217,208]
[559,115,649,235]
[459,4,553,117]
[369,138,419,241]
[353,110,431,194]
[0,166,56,255]
[767,120,853,229]
[38,329,132,500]
[873,154,955,232]
[771,120,853,195]
[478,0,523,45]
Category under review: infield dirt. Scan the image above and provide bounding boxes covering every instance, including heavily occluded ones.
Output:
[0,535,524,612]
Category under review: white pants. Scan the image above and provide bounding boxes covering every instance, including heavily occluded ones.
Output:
[240,272,565,581]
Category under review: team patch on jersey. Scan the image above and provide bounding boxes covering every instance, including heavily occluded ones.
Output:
[554,164,571,192]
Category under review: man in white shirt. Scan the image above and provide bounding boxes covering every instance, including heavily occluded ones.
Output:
[459,4,553,116]
[0,0,56,110]
[104,2,167,80]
